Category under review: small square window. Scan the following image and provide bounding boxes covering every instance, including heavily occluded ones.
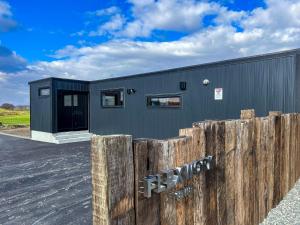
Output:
[39,88,50,96]
[64,95,72,107]
[101,89,124,107]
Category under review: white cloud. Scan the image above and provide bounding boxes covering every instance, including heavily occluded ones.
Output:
[0,71,7,82]
[122,0,223,37]
[15,0,300,82]
[243,0,300,29]
[24,27,296,82]
[93,6,119,17]
[4,0,300,105]
[0,0,17,32]
[89,14,126,36]
[89,0,246,38]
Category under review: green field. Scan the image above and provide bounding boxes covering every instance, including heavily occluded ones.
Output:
[0,108,30,127]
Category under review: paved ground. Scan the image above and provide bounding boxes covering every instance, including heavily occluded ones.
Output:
[261,179,300,225]
[0,134,92,225]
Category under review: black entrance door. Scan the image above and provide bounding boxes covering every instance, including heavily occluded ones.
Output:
[57,91,88,132]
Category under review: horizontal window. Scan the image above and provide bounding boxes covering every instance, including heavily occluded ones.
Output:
[147,95,182,108]
[101,89,124,108]
[39,87,50,96]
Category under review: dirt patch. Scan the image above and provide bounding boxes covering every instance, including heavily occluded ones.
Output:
[0,127,31,138]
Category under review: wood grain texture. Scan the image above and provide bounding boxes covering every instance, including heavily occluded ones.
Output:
[159,139,177,225]
[255,118,269,223]
[204,121,218,225]
[91,135,135,225]
[296,115,300,183]
[91,111,300,225]
[180,126,207,225]
[289,114,297,188]
[224,120,237,225]
[235,119,255,225]
[270,112,282,207]
[215,121,226,225]
[169,137,191,225]
[134,139,160,225]
[281,115,290,197]
[240,109,255,120]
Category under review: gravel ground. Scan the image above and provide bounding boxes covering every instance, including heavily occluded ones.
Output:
[0,134,92,225]
[261,179,300,225]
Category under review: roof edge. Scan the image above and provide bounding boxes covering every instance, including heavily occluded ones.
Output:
[29,48,300,85]
[91,48,300,83]
[28,77,90,85]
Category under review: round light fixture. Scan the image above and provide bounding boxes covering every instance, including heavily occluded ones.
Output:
[203,79,210,86]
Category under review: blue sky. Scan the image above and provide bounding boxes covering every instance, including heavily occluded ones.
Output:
[0,0,299,104]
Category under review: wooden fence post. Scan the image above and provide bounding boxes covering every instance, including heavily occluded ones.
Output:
[281,114,291,197]
[90,110,300,225]
[236,110,255,225]
[240,109,255,120]
[180,126,207,225]
[268,111,282,207]
[134,139,167,225]
[91,135,135,225]
[224,120,237,225]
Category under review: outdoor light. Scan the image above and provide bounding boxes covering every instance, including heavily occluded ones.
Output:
[203,79,210,86]
[180,81,187,90]
[127,88,136,95]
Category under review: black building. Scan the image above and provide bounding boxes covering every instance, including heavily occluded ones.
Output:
[29,49,300,143]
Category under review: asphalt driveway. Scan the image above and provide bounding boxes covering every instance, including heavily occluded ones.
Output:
[0,134,92,225]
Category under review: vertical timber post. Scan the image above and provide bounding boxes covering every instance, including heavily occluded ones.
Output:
[236,109,255,225]
[91,135,135,225]
[268,111,282,207]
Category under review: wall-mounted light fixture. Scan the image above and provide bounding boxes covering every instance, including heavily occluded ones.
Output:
[127,88,136,95]
[203,79,210,86]
[180,81,187,91]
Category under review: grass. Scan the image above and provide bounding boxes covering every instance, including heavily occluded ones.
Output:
[0,108,30,127]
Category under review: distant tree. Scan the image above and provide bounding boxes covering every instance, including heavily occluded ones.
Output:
[1,103,15,110]
[15,105,30,111]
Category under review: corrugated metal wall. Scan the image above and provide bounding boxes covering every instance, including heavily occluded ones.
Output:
[30,78,89,133]
[89,53,297,139]
[295,54,300,112]
[52,79,89,132]
[30,79,53,132]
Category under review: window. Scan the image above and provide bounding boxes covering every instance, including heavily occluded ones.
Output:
[73,95,78,107]
[101,89,124,107]
[64,95,72,107]
[147,95,182,108]
[39,87,50,96]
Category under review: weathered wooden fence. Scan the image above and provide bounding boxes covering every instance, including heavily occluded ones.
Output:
[91,110,300,225]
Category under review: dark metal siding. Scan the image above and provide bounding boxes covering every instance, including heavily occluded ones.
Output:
[29,79,53,132]
[52,79,89,133]
[89,54,297,139]
[295,54,300,112]
[30,78,89,133]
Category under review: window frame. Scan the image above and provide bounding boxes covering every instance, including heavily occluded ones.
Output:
[38,87,51,97]
[146,94,182,109]
[100,88,125,108]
